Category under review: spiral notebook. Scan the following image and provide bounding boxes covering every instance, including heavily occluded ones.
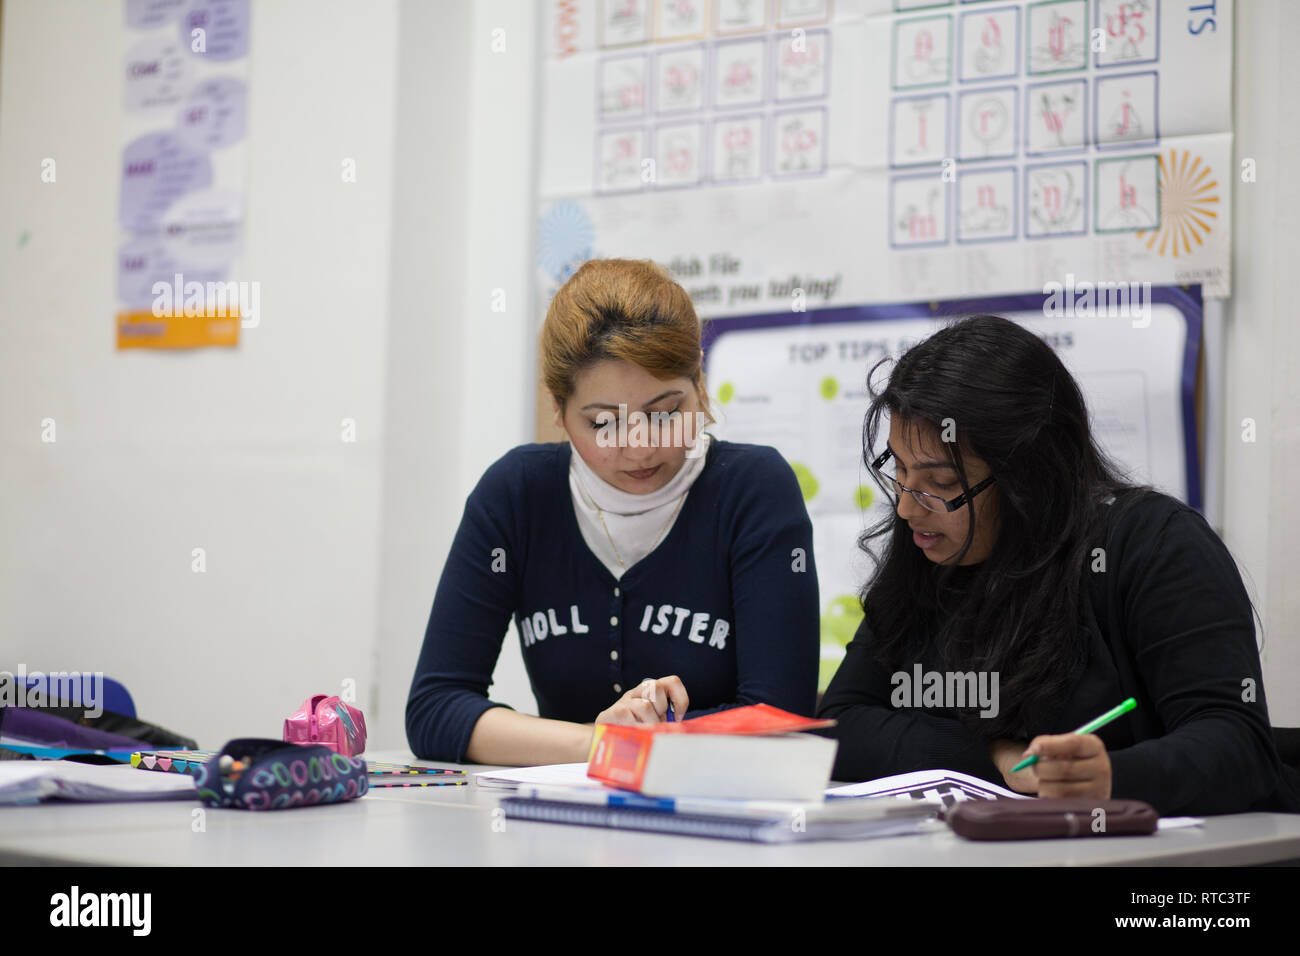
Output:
[499,794,937,843]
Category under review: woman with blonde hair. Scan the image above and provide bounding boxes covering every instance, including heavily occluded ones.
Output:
[407,259,819,766]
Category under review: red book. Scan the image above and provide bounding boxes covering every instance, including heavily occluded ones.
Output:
[587,705,837,800]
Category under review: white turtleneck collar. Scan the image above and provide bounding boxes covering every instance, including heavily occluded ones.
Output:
[569,433,712,579]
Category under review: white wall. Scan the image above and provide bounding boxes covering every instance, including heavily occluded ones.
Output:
[0,0,401,745]
[372,0,540,751]
[0,0,540,751]
[1222,0,1300,723]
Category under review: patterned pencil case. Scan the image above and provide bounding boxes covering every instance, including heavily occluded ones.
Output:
[190,737,369,810]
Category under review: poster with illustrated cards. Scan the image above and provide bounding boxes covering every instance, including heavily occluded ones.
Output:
[117,0,252,349]
[536,0,1233,320]
[533,3,1222,685]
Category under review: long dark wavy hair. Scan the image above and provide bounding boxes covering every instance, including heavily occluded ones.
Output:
[859,314,1145,738]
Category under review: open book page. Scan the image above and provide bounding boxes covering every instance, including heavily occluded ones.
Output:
[827,770,1203,828]
[826,769,1029,808]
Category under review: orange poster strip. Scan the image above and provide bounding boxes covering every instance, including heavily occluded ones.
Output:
[116,310,240,350]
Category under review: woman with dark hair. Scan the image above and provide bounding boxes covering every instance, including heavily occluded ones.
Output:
[817,314,1300,816]
[407,259,818,766]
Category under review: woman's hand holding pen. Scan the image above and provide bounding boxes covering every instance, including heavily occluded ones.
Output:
[991,735,1112,799]
[595,676,689,726]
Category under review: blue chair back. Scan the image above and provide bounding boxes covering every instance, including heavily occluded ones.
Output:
[17,674,136,719]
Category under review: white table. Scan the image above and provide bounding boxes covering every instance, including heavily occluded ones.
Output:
[3,750,1299,866]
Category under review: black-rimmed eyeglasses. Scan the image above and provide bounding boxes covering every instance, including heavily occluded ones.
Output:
[870,448,996,513]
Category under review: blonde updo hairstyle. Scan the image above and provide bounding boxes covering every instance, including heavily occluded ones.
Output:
[541,258,713,422]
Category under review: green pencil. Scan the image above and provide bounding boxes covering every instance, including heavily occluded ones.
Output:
[1009,697,1137,773]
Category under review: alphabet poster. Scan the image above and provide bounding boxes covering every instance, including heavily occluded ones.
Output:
[701,286,1201,690]
[536,0,1233,312]
[116,0,252,349]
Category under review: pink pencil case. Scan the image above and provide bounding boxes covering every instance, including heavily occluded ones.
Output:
[283,694,367,756]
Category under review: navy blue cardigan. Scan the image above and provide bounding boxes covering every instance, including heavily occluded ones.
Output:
[406,440,820,762]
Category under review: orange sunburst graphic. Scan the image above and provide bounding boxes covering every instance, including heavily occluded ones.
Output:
[1135,150,1220,257]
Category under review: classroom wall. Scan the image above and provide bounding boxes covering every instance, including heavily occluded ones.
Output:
[0,0,401,745]
[385,0,1300,732]
[0,0,541,751]
[372,0,540,752]
[1222,0,1300,723]
[0,0,1295,753]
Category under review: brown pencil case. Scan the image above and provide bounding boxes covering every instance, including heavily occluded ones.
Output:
[947,798,1158,840]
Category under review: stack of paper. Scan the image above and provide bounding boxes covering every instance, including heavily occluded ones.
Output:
[474,763,601,790]
[480,761,939,843]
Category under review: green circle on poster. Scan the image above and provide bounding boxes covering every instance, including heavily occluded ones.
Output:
[820,376,838,400]
[854,485,874,510]
[821,594,864,646]
[818,595,866,692]
[718,382,735,403]
[790,462,819,502]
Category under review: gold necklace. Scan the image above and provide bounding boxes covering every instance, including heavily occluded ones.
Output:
[575,472,688,572]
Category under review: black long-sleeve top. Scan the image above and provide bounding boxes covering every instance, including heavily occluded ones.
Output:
[817,491,1300,816]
